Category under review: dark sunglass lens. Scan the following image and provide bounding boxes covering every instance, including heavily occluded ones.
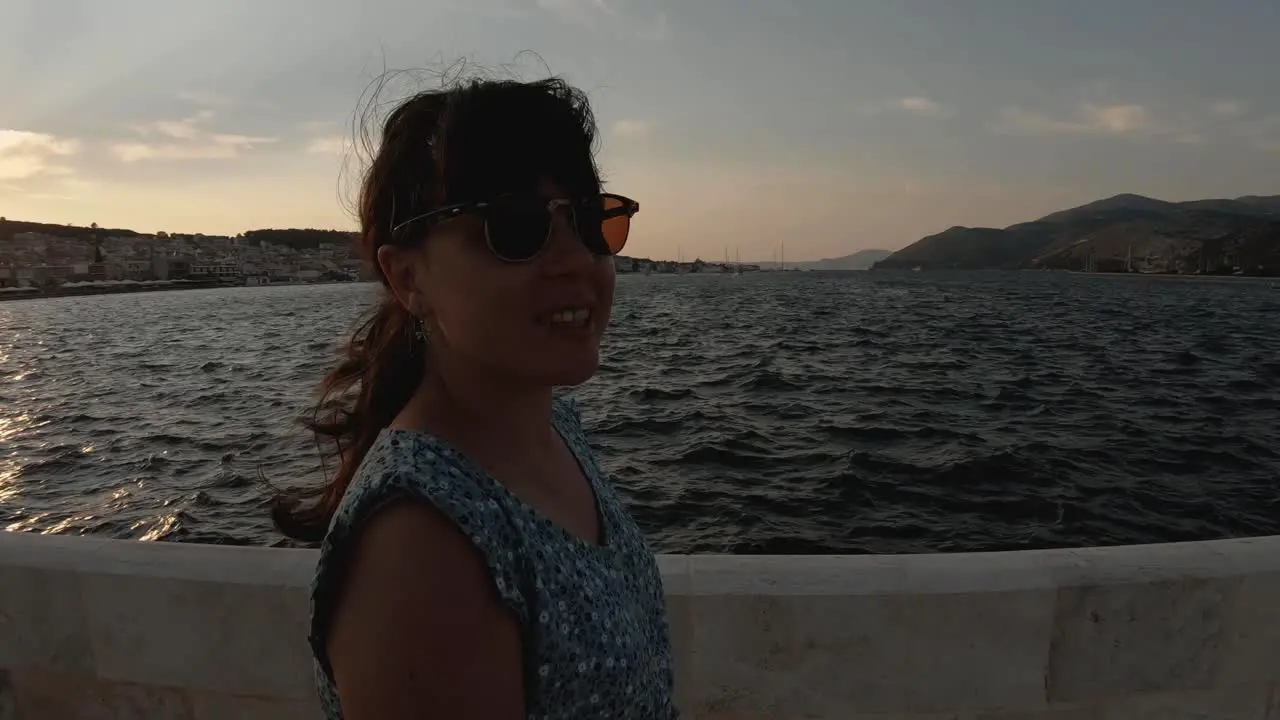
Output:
[486,202,550,261]
[573,196,621,256]
[601,195,630,255]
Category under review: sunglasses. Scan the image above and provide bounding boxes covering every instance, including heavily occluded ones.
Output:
[390,192,639,263]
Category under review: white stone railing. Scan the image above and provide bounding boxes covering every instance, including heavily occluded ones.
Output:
[1,532,1278,718]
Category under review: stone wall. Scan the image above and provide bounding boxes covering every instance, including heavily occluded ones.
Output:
[2,532,1278,719]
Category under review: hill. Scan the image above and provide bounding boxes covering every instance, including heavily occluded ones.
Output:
[0,218,142,242]
[871,227,1037,270]
[872,193,1280,274]
[794,249,893,270]
[241,228,357,250]
[0,219,355,248]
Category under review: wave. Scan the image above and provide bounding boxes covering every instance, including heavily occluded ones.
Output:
[3,274,1279,553]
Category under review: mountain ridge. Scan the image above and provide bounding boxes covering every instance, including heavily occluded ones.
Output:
[872,193,1280,274]
[790,248,892,270]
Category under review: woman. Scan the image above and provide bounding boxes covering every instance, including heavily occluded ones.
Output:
[273,76,678,719]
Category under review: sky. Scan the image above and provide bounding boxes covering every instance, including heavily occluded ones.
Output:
[2,1,1279,262]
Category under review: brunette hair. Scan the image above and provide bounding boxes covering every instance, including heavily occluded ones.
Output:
[272,73,602,542]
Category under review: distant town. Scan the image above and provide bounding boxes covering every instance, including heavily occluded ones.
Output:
[0,219,791,300]
[0,226,365,299]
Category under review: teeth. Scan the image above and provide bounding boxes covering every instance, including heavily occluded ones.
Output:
[549,308,591,326]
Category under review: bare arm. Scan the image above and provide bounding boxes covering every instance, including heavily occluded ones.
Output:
[326,500,525,720]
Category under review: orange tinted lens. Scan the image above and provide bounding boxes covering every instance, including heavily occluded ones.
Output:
[602,195,630,254]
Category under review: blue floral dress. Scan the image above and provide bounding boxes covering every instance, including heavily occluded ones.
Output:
[308,396,679,719]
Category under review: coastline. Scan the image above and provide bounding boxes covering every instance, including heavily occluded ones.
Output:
[0,279,374,303]
[1062,269,1280,284]
[2,271,1274,305]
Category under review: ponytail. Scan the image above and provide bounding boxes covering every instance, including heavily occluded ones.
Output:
[272,297,424,542]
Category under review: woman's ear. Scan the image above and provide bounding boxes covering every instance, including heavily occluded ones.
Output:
[377,244,421,314]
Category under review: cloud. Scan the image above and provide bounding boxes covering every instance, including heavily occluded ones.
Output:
[177,91,235,108]
[637,10,671,41]
[864,96,949,118]
[4,188,74,201]
[297,120,356,156]
[149,111,213,140]
[612,120,651,139]
[1209,100,1246,119]
[297,120,340,135]
[0,181,71,201]
[1242,114,1280,152]
[535,0,615,26]
[110,111,276,162]
[994,103,1152,136]
[534,0,663,38]
[306,136,352,155]
[0,130,81,181]
[893,96,945,116]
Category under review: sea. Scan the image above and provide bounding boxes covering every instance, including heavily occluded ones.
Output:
[1,272,1278,554]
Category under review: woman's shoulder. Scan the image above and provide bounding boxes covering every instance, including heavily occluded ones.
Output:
[314,428,531,614]
[308,430,533,701]
[353,427,468,485]
[325,430,487,540]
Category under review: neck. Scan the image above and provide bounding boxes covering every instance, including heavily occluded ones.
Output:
[401,347,558,462]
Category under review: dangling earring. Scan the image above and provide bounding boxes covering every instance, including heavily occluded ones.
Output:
[414,315,429,342]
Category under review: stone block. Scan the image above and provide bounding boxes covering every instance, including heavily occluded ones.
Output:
[696,707,972,712]
[2,531,1279,720]
[890,550,1066,595]
[0,669,18,720]
[0,533,113,575]
[81,573,313,699]
[1046,578,1235,702]
[663,595,693,717]
[1219,572,1280,687]
[975,686,1274,718]
[1102,687,1272,719]
[85,541,313,588]
[188,692,323,720]
[900,591,1056,713]
[974,708,1099,720]
[685,589,1055,717]
[689,555,908,596]
[6,668,192,719]
[0,566,95,673]
[658,554,691,595]
[1063,541,1244,587]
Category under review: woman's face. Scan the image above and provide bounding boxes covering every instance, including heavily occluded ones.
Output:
[395,178,617,388]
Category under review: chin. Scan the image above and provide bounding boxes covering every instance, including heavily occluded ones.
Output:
[529,350,600,387]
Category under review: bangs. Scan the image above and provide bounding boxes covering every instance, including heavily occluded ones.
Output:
[437,80,601,203]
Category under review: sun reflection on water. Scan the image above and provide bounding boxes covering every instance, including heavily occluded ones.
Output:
[0,413,33,444]
[41,515,98,535]
[138,513,180,542]
[0,458,22,505]
[5,516,44,533]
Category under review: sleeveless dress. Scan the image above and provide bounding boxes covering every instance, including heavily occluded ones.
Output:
[308,396,679,719]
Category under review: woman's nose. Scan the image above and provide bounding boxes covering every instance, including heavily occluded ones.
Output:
[541,206,594,275]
